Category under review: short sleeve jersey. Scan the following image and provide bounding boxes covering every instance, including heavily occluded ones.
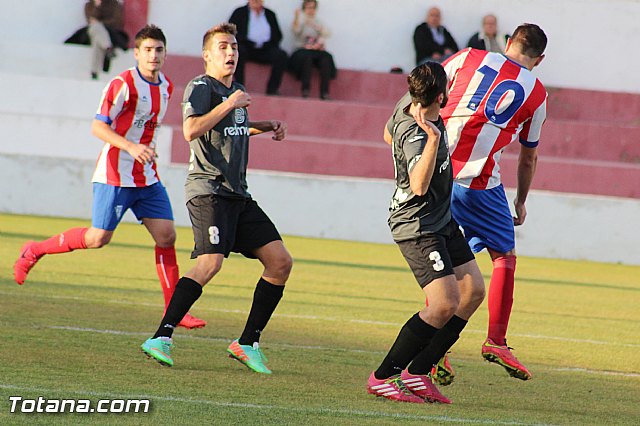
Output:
[441,48,547,189]
[182,75,251,201]
[387,92,453,242]
[92,67,173,187]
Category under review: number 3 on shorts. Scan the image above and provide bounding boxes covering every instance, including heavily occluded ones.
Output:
[429,251,445,272]
[209,226,220,245]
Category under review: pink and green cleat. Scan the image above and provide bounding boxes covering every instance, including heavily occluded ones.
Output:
[227,339,272,374]
[367,372,424,403]
[400,369,452,404]
[482,338,532,380]
[432,354,455,386]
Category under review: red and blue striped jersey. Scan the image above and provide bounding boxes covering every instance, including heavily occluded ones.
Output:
[441,48,547,189]
[91,67,173,187]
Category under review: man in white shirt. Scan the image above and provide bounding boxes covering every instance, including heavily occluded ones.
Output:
[229,0,288,95]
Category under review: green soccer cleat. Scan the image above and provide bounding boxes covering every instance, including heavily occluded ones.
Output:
[141,337,174,367]
[227,339,272,374]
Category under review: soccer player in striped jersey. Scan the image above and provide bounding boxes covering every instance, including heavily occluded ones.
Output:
[440,23,548,380]
[13,25,205,329]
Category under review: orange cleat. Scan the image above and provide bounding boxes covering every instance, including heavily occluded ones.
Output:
[177,312,207,329]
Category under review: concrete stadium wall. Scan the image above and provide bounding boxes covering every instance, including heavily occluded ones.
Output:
[2,0,639,93]
[1,2,639,265]
[0,71,172,162]
[1,153,639,265]
[1,64,638,265]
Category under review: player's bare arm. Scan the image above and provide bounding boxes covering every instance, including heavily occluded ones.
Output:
[183,89,250,141]
[408,103,441,196]
[383,126,392,145]
[91,119,157,165]
[513,145,538,226]
[249,120,287,141]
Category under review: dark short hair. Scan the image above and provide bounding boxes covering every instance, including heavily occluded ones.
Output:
[134,24,166,48]
[202,23,237,50]
[302,0,318,8]
[408,62,448,107]
[511,23,547,57]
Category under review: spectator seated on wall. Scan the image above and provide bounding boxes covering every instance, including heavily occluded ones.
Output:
[467,14,510,53]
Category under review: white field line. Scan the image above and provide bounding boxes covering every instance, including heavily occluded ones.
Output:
[0,383,545,425]
[552,368,640,378]
[7,290,637,349]
[47,325,640,379]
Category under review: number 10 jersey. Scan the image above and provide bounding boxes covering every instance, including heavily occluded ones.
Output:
[441,48,547,190]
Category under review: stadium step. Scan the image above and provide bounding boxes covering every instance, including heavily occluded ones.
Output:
[2,45,640,199]
[162,54,407,106]
[499,154,640,199]
[165,87,392,142]
[503,119,640,164]
[169,128,393,179]
[170,127,640,199]
[546,87,640,125]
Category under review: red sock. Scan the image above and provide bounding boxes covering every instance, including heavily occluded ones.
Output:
[155,246,179,308]
[487,255,516,345]
[31,228,88,257]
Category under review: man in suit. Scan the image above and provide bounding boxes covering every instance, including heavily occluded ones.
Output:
[229,0,289,95]
[413,7,459,65]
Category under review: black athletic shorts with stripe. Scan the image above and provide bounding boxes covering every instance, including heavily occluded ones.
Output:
[396,218,475,288]
[187,195,281,259]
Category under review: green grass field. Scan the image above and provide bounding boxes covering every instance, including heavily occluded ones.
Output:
[1,213,639,425]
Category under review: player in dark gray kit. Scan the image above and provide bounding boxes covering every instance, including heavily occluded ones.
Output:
[366,62,485,404]
[141,23,292,374]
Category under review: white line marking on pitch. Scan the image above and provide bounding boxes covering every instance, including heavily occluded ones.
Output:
[3,290,639,348]
[0,383,541,425]
[47,326,640,378]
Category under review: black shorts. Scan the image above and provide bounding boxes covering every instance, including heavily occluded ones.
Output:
[187,195,282,259]
[396,219,475,288]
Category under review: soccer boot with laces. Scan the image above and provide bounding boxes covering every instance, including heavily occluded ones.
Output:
[141,337,174,367]
[400,369,452,404]
[482,338,532,380]
[14,241,43,285]
[366,372,424,403]
[227,339,272,374]
[432,354,455,386]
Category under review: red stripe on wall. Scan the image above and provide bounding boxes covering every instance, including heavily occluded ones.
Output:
[123,0,149,48]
